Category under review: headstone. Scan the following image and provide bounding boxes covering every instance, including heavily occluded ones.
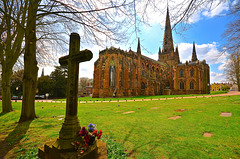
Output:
[38,33,106,158]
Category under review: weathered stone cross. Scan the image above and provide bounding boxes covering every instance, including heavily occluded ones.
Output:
[54,33,93,151]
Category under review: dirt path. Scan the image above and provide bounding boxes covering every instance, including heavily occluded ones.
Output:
[9,91,240,103]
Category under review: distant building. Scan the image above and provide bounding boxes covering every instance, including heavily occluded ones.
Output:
[230,83,238,91]
[211,83,226,91]
[210,82,238,91]
[78,86,93,97]
[93,7,210,98]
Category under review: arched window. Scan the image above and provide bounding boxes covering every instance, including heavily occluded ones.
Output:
[180,69,184,77]
[190,69,194,77]
[180,81,184,89]
[109,66,115,87]
[190,81,194,89]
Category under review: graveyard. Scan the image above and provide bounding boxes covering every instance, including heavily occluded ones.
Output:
[0,95,240,158]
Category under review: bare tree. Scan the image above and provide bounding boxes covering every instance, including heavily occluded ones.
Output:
[79,77,90,90]
[222,1,240,54]
[0,0,28,113]
[224,52,240,91]
[222,1,240,91]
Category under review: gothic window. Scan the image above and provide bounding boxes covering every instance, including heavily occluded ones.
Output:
[165,49,166,52]
[165,41,167,44]
[141,82,145,89]
[180,69,184,77]
[190,81,194,89]
[190,69,194,77]
[180,81,184,89]
[109,66,115,87]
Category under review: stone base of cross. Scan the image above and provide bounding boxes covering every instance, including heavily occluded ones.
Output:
[38,33,106,158]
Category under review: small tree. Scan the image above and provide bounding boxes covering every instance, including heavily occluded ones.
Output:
[37,76,53,96]
[50,66,68,98]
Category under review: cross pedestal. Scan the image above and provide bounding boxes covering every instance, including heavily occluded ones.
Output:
[38,33,107,158]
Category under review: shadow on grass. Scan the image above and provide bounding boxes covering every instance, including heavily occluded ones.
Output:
[0,112,7,117]
[121,124,157,158]
[0,121,32,158]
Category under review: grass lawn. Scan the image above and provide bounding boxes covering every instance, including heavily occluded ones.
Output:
[54,91,228,102]
[0,95,240,158]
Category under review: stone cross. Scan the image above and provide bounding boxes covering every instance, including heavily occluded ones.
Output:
[54,33,93,151]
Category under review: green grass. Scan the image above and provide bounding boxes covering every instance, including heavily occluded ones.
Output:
[54,91,228,102]
[0,95,240,158]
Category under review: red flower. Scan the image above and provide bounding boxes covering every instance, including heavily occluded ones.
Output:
[78,127,88,136]
[75,141,79,145]
[84,135,90,143]
[92,130,98,136]
[97,130,102,139]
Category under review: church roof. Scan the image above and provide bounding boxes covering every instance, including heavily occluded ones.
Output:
[141,54,166,66]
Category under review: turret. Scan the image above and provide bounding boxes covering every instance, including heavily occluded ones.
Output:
[158,47,161,61]
[175,45,180,64]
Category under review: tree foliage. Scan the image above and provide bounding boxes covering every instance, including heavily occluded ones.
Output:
[37,76,53,96]
[50,66,68,98]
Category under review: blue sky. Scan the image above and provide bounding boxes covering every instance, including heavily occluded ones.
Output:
[39,1,235,84]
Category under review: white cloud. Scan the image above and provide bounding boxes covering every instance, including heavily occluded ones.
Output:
[210,72,226,83]
[178,42,228,65]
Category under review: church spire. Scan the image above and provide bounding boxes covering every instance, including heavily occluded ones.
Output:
[162,7,174,54]
[41,68,44,77]
[137,37,141,54]
[191,41,198,62]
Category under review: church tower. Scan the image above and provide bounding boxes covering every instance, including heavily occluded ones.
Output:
[158,7,179,66]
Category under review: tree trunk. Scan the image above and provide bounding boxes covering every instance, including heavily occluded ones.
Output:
[237,54,240,91]
[1,66,13,113]
[19,0,40,122]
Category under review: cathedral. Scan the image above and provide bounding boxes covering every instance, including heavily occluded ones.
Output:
[92,8,210,98]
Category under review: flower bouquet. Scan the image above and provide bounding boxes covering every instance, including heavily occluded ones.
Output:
[72,123,102,156]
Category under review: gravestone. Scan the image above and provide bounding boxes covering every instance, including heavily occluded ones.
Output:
[38,33,104,158]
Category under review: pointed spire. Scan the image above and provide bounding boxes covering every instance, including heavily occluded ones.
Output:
[191,41,198,62]
[158,47,162,61]
[175,45,180,64]
[137,37,141,54]
[41,68,44,77]
[158,47,162,54]
[162,6,174,54]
